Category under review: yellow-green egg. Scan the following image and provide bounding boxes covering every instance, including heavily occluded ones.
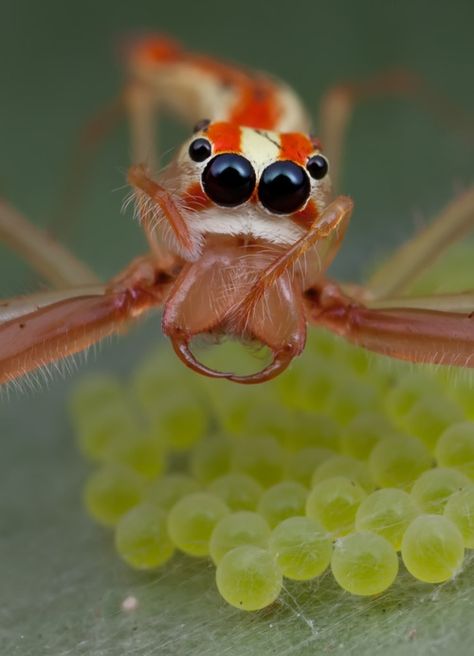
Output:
[131,347,202,414]
[104,433,166,480]
[285,447,335,487]
[149,393,209,451]
[355,488,420,550]
[401,514,464,583]
[269,516,332,581]
[400,395,464,452]
[209,511,271,564]
[305,327,340,359]
[231,436,284,487]
[75,403,139,462]
[167,492,229,557]
[331,531,399,596]
[275,359,340,412]
[325,378,380,426]
[208,473,263,511]
[284,412,340,452]
[257,481,308,527]
[191,436,233,483]
[115,502,174,569]
[435,422,474,479]
[306,476,366,537]
[340,412,396,460]
[448,375,474,420]
[384,372,443,426]
[444,486,474,548]
[216,546,282,611]
[410,467,471,514]
[230,400,294,442]
[145,474,201,510]
[83,464,146,527]
[312,455,374,492]
[369,435,433,489]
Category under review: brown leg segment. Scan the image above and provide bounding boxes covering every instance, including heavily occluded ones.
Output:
[240,196,353,312]
[0,255,174,385]
[49,96,125,239]
[306,281,474,368]
[128,164,197,258]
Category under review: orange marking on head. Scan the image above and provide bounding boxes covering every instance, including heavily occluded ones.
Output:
[189,58,282,130]
[280,133,314,166]
[130,36,183,65]
[206,122,241,153]
[230,80,281,130]
[183,182,212,211]
[292,199,318,229]
[129,37,283,131]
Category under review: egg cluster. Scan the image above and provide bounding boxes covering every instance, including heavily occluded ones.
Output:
[70,331,474,611]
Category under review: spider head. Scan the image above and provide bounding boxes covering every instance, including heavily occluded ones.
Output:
[170,120,332,247]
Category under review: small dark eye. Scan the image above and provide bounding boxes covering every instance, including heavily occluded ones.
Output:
[193,118,211,133]
[307,154,328,180]
[189,138,212,162]
[202,154,256,207]
[258,161,310,214]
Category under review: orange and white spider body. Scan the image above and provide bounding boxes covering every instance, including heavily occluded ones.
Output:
[124,37,350,381]
[0,36,472,385]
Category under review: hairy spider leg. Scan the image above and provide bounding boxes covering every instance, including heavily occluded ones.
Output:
[306,280,474,369]
[0,253,175,385]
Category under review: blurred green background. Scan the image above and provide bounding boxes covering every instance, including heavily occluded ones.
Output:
[0,1,473,654]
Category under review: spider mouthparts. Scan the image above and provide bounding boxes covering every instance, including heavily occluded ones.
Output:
[226,348,294,384]
[169,330,295,384]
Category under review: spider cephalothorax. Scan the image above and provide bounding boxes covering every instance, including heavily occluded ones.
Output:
[129,120,347,382]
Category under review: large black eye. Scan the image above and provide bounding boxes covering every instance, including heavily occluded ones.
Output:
[202,154,256,207]
[189,138,212,162]
[258,161,310,214]
[307,154,328,180]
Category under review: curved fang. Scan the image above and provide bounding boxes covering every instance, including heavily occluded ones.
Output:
[169,330,295,384]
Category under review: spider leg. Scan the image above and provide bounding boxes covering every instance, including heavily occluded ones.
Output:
[48,61,160,239]
[306,280,474,369]
[126,79,159,168]
[127,164,198,259]
[49,95,125,239]
[369,291,474,313]
[318,70,474,192]
[0,199,99,288]
[0,254,176,385]
[239,195,353,312]
[366,186,474,300]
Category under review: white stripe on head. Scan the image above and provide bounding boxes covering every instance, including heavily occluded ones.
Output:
[240,127,280,175]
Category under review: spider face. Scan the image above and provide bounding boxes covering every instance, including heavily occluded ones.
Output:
[174,121,332,246]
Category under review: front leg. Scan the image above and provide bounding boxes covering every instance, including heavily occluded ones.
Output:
[306,280,474,368]
[239,195,353,314]
[0,255,178,385]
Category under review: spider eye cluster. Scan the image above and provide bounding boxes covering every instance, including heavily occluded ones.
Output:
[189,138,212,162]
[187,137,329,214]
[203,154,256,207]
[307,154,328,180]
[258,161,310,214]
